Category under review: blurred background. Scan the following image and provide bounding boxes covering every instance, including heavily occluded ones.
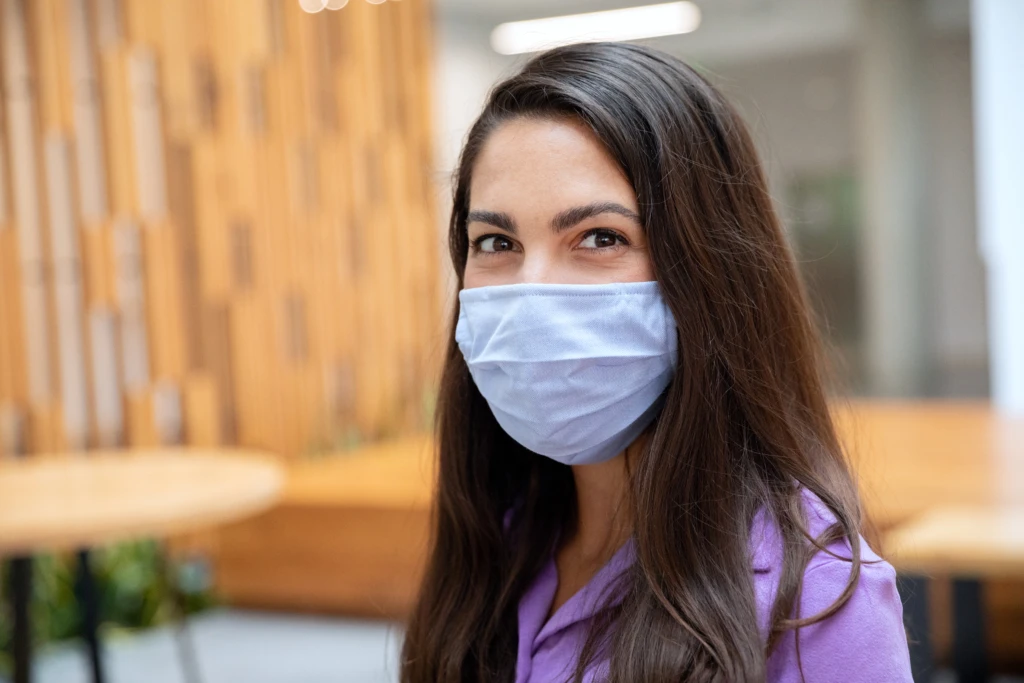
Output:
[0,0,1021,681]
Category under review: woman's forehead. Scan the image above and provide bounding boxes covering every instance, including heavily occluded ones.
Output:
[469,118,636,216]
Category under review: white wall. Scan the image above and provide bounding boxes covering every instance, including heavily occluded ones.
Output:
[431,17,515,301]
[432,17,515,182]
[927,34,988,393]
[709,50,856,209]
[712,34,987,395]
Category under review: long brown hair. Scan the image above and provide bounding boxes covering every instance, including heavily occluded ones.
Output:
[402,42,863,683]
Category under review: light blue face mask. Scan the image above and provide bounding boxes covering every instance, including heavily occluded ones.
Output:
[454,280,678,466]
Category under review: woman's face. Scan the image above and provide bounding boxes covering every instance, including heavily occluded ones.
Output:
[463,117,654,289]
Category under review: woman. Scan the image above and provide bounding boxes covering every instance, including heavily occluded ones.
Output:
[402,42,912,682]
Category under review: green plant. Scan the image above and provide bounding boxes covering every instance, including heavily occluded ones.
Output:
[0,540,216,675]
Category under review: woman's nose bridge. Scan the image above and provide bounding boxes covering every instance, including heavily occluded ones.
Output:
[519,247,559,284]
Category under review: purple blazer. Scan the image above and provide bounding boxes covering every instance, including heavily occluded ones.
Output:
[514,493,913,682]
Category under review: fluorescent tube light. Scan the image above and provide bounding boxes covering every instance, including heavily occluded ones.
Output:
[490,2,701,56]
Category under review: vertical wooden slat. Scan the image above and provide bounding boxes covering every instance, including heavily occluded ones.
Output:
[29,403,66,453]
[99,48,136,216]
[34,0,75,132]
[67,0,110,221]
[265,0,286,57]
[124,390,157,446]
[142,220,187,381]
[152,380,182,444]
[289,141,318,215]
[81,220,116,306]
[231,220,253,289]
[95,0,123,48]
[88,306,122,446]
[165,141,204,369]
[156,0,199,139]
[191,139,231,301]
[112,220,149,393]
[128,49,168,220]
[121,0,159,48]
[184,374,220,446]
[2,0,54,406]
[0,404,26,456]
[0,222,24,456]
[0,228,26,405]
[44,134,90,449]
[0,96,9,225]
[241,65,267,137]
[200,303,236,444]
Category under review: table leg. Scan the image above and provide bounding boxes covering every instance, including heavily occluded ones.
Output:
[952,578,988,683]
[897,574,934,683]
[9,556,32,683]
[74,550,105,683]
[158,546,203,683]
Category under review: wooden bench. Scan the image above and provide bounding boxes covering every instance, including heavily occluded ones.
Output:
[214,436,434,618]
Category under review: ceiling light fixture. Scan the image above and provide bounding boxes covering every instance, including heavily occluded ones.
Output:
[301,0,390,11]
[490,2,701,56]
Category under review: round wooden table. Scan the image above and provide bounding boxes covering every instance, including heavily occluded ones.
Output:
[0,448,285,683]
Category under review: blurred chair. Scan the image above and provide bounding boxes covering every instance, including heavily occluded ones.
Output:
[889,506,1024,683]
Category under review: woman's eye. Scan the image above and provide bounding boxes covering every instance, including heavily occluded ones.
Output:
[475,235,516,253]
[579,229,626,250]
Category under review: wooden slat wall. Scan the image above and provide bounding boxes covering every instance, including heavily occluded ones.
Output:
[0,0,439,458]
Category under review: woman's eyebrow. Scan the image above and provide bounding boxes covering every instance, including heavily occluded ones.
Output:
[466,202,641,236]
[551,202,641,233]
[466,210,517,234]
